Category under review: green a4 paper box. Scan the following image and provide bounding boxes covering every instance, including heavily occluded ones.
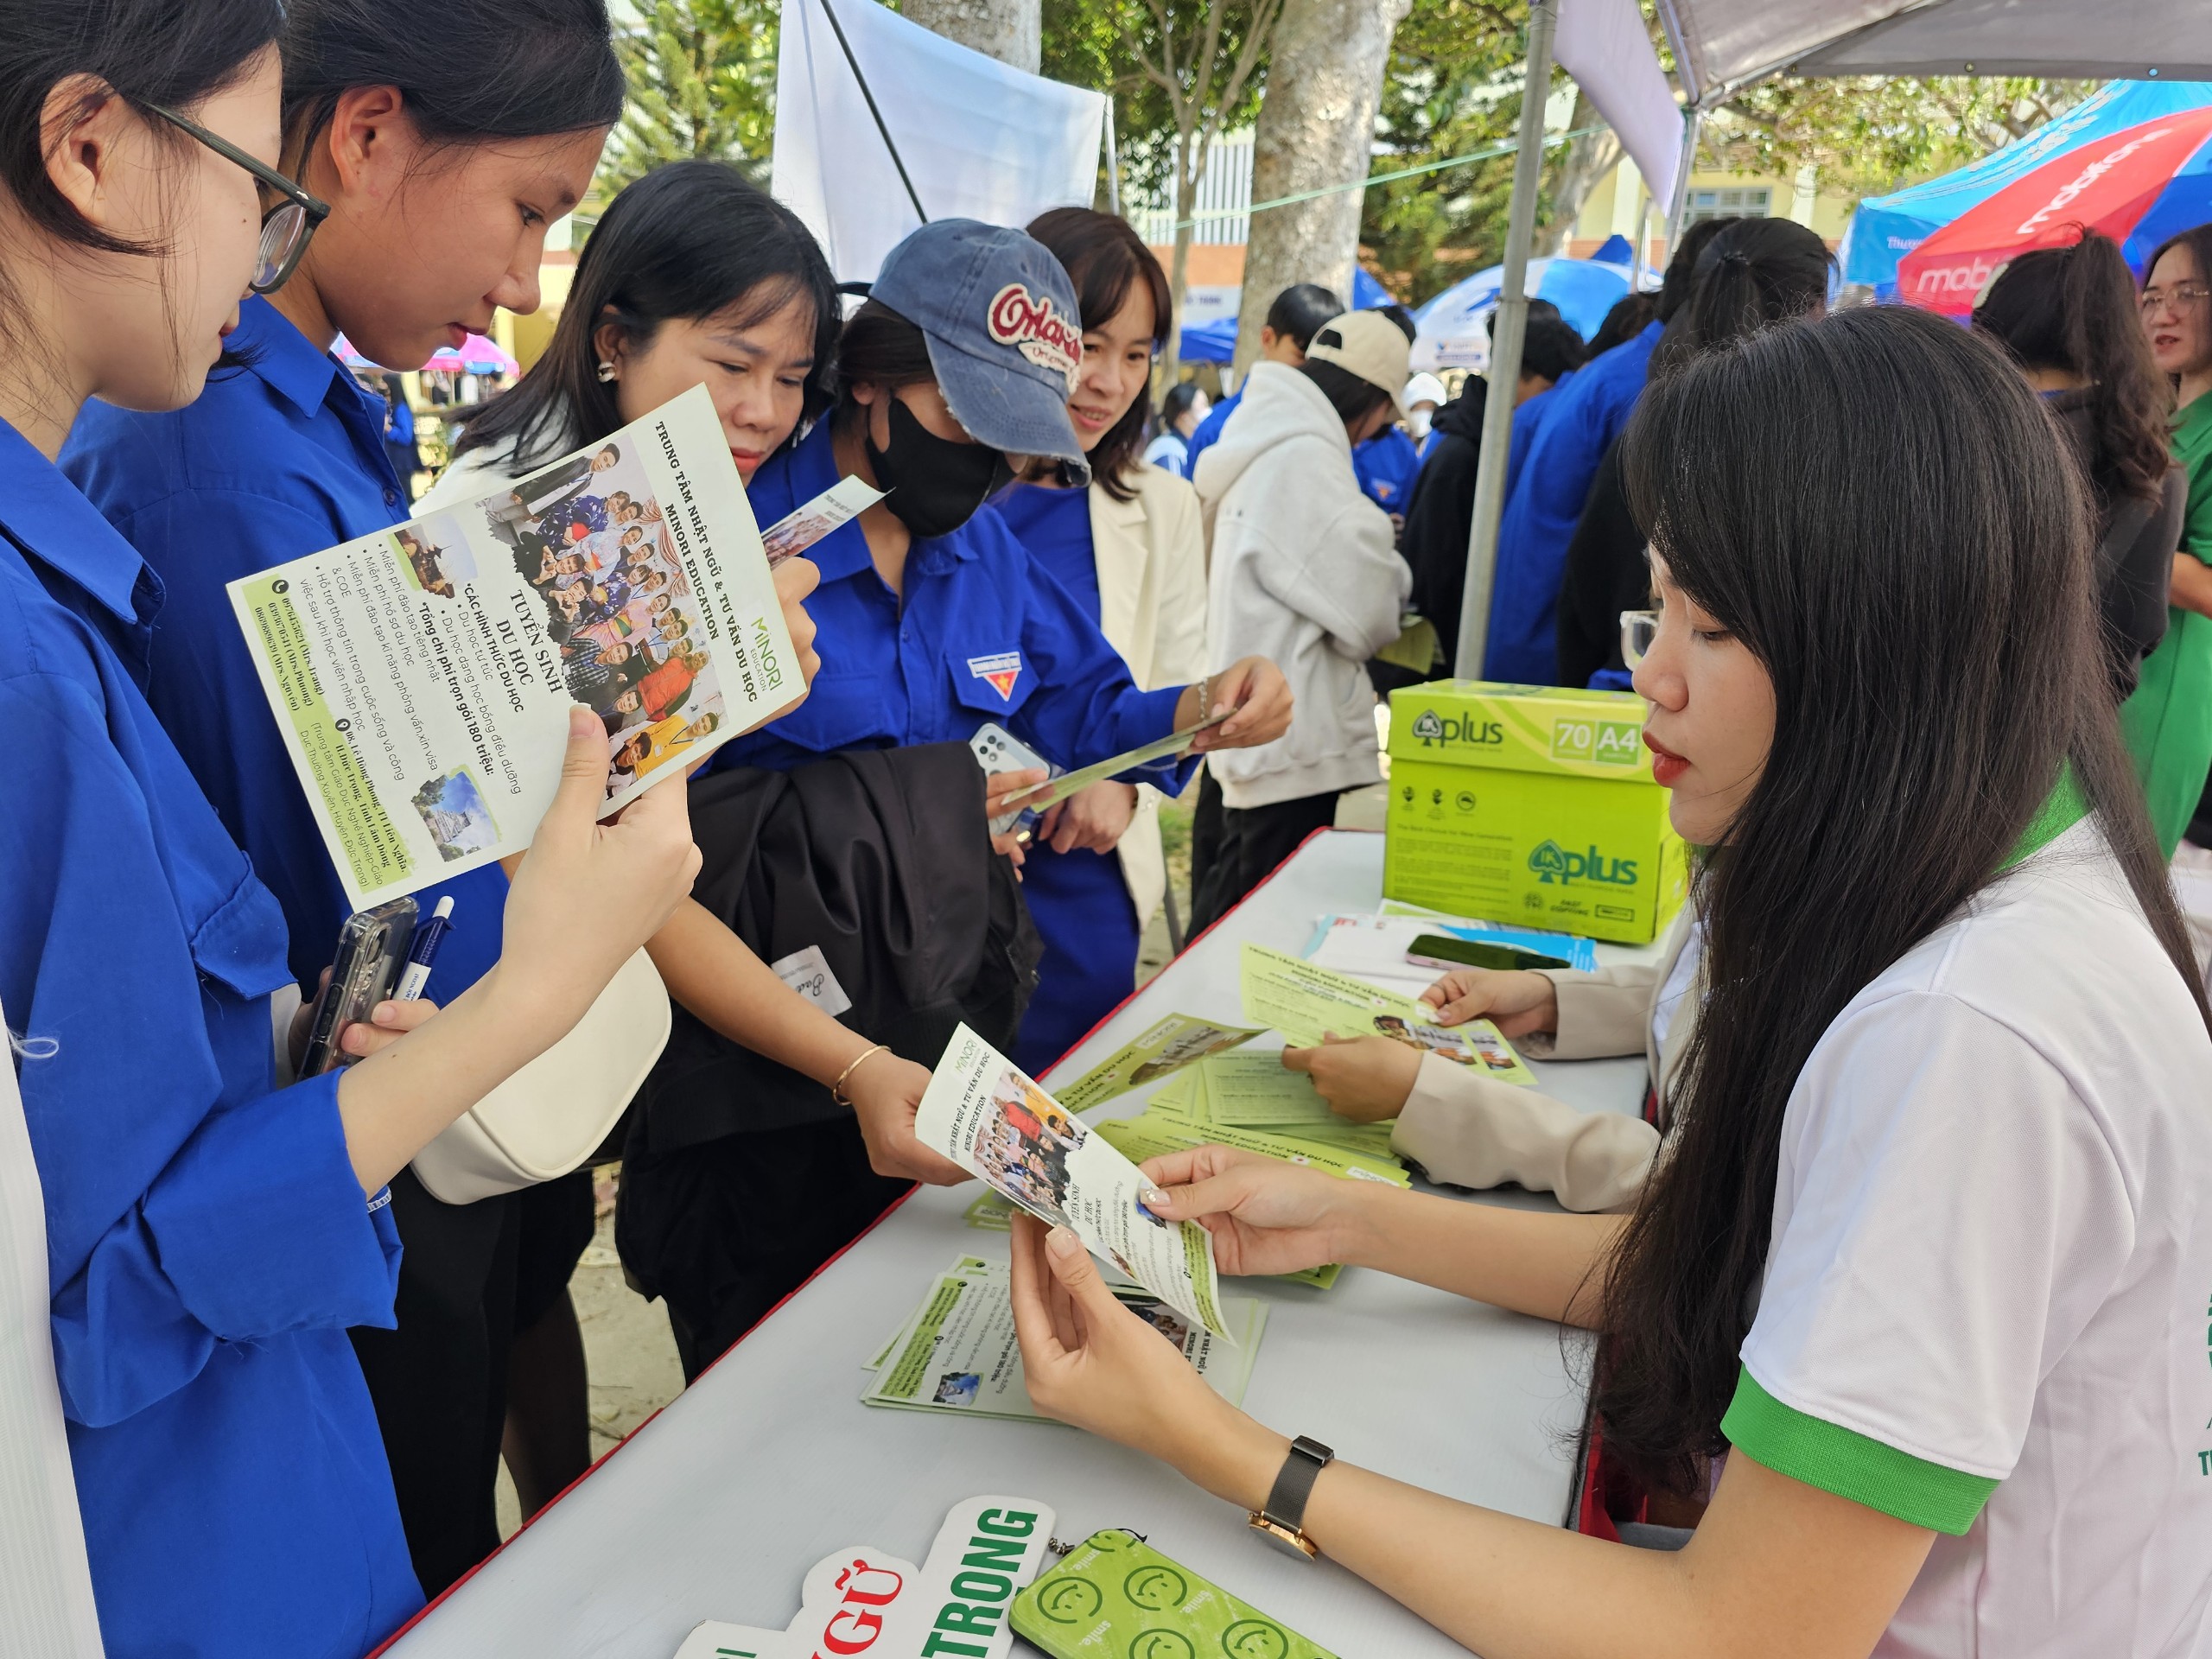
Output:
[1384,681,1687,944]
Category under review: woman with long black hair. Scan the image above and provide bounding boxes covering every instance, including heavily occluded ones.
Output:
[0,3,697,1648]
[1973,230,2185,701]
[1004,305,2212,1656]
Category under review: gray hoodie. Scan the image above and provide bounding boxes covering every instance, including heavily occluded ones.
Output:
[1193,361,1411,809]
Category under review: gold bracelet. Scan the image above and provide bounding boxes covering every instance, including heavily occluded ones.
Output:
[830,1043,892,1107]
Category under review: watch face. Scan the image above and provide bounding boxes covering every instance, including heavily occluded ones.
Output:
[1247,1516,1319,1560]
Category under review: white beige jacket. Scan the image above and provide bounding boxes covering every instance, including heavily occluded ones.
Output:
[1088,464,1210,928]
[1389,912,1698,1211]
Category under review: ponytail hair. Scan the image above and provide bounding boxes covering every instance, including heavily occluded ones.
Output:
[1974,230,2176,504]
[1649,216,1834,378]
[280,0,620,156]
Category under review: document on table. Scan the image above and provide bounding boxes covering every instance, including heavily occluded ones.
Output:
[1241,945,1537,1084]
[917,1026,1231,1338]
[861,1255,1265,1420]
[226,383,802,907]
[1051,1010,1267,1114]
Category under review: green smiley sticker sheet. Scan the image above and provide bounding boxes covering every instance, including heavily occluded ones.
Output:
[1011,1529,1337,1659]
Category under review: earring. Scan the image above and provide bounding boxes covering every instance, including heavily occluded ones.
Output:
[595,359,617,383]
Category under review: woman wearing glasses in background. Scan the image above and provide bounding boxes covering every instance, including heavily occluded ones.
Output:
[58,0,779,1605]
[0,3,701,1652]
[2129,224,2212,857]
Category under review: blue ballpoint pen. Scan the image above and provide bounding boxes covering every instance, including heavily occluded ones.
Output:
[396,896,454,1001]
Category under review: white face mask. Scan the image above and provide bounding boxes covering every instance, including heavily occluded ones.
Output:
[1408,408,1433,439]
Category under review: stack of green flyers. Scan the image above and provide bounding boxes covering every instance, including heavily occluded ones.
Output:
[861,1255,1267,1421]
[1160,1053,1399,1163]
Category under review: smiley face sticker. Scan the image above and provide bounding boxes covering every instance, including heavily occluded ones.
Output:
[1123,1564,1189,1612]
[1128,1631,1196,1659]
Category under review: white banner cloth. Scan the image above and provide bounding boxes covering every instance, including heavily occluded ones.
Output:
[1556,0,1684,209]
[0,1007,106,1658]
[772,0,1107,283]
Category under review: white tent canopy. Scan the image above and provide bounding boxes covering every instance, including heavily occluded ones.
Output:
[1656,0,2212,109]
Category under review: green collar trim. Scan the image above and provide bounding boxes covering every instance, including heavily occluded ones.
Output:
[1999,767,2088,873]
[1721,1366,1997,1535]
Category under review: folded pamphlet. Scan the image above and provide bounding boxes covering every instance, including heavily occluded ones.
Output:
[228,384,804,908]
[1186,1052,1398,1160]
[1000,711,1229,814]
[1242,945,1537,1084]
[861,1255,1265,1420]
[917,1025,1230,1338]
[1051,1011,1267,1114]
[760,475,885,565]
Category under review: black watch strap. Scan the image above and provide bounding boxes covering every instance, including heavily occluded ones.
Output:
[1261,1436,1335,1533]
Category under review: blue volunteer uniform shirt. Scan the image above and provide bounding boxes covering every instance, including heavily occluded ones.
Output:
[1353,424,1424,516]
[1180,385,1240,481]
[713,421,1192,784]
[1484,320,1662,683]
[0,419,419,1656]
[60,297,505,995]
[989,481,1151,1073]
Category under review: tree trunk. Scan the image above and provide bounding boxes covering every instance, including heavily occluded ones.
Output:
[1231,0,1411,378]
[900,0,1040,73]
[1160,129,1202,390]
[1537,91,1623,257]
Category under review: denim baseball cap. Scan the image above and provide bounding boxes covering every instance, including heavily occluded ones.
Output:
[869,219,1090,483]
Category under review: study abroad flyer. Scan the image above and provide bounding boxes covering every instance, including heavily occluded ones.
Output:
[917,1025,1230,1338]
[227,384,804,909]
[1240,945,1538,1085]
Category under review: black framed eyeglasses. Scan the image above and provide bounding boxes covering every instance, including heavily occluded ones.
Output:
[147,104,330,295]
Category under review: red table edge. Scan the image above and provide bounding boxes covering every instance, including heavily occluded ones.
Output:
[369,823,1374,1653]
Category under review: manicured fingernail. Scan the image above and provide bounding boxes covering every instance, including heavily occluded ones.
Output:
[1143,1190,1171,1209]
[1046,1226,1080,1257]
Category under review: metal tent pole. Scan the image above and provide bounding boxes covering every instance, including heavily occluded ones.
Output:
[1452,0,1558,679]
[1662,106,1702,257]
[818,0,929,224]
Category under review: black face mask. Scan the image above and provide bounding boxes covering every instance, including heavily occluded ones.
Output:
[867,395,1012,540]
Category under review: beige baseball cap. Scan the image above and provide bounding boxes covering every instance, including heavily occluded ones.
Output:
[1304,310,1413,416]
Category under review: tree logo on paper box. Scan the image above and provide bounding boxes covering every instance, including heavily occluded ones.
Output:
[1409,708,1505,749]
[1529,840,1639,887]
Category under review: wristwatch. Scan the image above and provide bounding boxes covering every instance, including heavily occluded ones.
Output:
[1247,1435,1334,1560]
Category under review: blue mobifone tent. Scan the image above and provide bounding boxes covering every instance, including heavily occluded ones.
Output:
[1840,79,2212,296]
[1407,236,1656,373]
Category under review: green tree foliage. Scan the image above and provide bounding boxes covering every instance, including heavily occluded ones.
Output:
[594,0,781,205]
[1700,76,2089,195]
[1361,0,1529,306]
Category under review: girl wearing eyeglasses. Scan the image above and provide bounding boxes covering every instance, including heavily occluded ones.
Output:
[2132,224,2212,856]
[55,0,756,1605]
[0,3,701,1652]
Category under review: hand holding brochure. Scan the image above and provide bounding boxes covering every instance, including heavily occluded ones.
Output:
[760,475,885,565]
[227,384,804,908]
[1000,711,1229,813]
[1051,1011,1266,1114]
[916,1025,1231,1338]
[1241,944,1537,1084]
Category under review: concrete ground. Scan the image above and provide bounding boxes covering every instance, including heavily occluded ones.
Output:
[494,785,1385,1540]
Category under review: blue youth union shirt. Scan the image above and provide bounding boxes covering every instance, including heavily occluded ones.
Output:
[713,421,1189,779]
[1180,386,1241,480]
[0,419,419,1656]
[61,296,506,995]
[1484,320,1662,683]
[1354,424,1423,515]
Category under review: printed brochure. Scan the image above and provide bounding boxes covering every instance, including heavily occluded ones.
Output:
[1179,1052,1397,1161]
[760,475,885,565]
[1000,710,1228,814]
[861,1255,1264,1420]
[917,1025,1230,1338]
[227,383,803,909]
[1241,945,1537,1085]
[1051,1011,1267,1115]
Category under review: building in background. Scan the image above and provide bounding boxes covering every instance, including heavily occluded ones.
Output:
[1563,156,1854,264]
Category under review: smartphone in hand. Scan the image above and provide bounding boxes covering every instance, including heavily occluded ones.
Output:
[299,898,419,1076]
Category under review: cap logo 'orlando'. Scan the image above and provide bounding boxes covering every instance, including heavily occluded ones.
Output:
[987,283,1082,391]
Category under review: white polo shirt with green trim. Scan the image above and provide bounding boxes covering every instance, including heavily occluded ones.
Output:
[1724,820,2212,1656]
